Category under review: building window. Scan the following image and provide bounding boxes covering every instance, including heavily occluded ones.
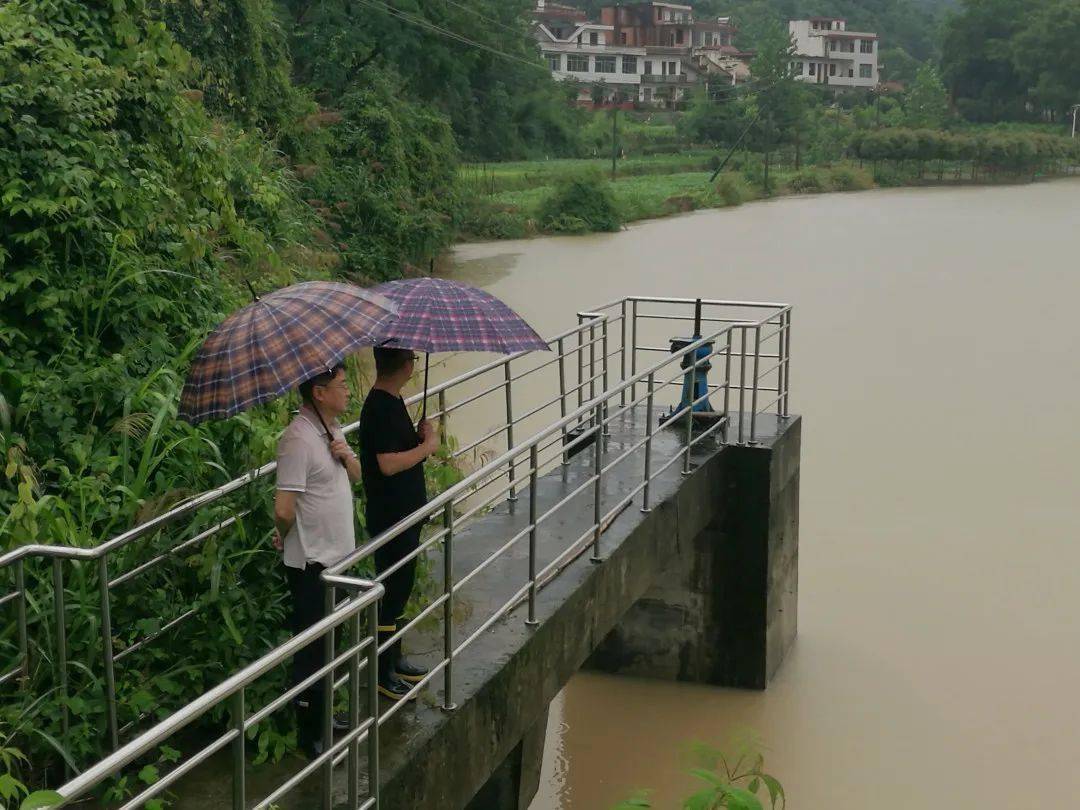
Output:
[796,61,804,75]
[829,63,837,76]
[567,54,589,72]
[595,55,616,73]
[807,63,816,76]
[644,60,653,75]
[847,67,854,77]
[644,87,653,102]
[620,32,628,44]
[590,31,598,45]
[622,55,637,73]
[545,53,561,71]
[860,39,874,53]
[675,29,684,44]
[859,63,873,78]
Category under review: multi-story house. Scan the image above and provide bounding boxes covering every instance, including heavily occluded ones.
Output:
[533,1,647,105]
[788,17,879,89]
[533,1,753,106]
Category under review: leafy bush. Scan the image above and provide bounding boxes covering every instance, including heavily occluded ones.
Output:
[827,166,874,191]
[715,175,746,207]
[616,736,785,810]
[538,174,621,234]
[786,169,827,194]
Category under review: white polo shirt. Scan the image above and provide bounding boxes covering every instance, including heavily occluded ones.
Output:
[275,406,356,569]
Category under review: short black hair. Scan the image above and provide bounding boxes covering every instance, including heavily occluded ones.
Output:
[373,347,414,378]
[298,363,345,404]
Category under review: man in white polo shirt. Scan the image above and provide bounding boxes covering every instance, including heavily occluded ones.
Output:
[273,363,359,759]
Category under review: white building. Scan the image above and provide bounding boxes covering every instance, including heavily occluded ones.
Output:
[533,2,651,104]
[788,17,879,89]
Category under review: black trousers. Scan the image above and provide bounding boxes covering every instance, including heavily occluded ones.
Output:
[286,562,329,747]
[371,521,422,676]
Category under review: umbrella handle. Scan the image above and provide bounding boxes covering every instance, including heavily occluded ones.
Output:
[313,406,347,468]
[416,353,429,435]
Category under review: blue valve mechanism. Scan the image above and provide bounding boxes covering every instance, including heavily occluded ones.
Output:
[659,299,722,426]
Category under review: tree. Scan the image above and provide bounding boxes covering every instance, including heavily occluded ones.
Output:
[904,64,951,128]
[746,21,806,191]
[1011,0,1080,120]
[941,0,1030,121]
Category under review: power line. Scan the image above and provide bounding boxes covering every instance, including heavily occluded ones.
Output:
[353,0,550,74]
[440,0,528,38]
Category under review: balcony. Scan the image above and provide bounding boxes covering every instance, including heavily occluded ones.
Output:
[641,73,689,84]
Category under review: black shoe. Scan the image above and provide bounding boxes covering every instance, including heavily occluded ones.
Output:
[300,737,325,760]
[377,674,413,701]
[395,656,429,684]
[332,712,352,732]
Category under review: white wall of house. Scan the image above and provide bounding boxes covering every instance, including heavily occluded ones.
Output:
[788,19,879,88]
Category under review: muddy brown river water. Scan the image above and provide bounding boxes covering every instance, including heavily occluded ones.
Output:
[432,180,1080,809]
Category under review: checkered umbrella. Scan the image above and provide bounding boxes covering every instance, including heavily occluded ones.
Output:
[371,278,548,355]
[178,281,398,424]
[370,277,549,420]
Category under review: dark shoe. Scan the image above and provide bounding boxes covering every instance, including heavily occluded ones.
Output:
[395,656,429,684]
[332,712,352,732]
[377,674,413,701]
[300,737,325,760]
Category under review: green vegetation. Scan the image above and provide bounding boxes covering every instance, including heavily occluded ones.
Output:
[615,736,785,810]
[943,0,1080,123]
[538,174,622,233]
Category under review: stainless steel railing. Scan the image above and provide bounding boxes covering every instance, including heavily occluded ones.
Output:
[6,295,792,809]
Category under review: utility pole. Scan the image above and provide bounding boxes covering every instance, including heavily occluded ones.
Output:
[1072,104,1079,139]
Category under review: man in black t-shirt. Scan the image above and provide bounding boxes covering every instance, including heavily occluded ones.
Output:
[359,347,439,700]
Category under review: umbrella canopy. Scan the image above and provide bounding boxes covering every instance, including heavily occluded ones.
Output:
[179,281,397,424]
[370,278,548,355]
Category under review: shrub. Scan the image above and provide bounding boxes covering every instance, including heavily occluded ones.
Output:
[538,173,621,233]
[828,166,874,191]
[715,175,746,206]
[786,169,827,194]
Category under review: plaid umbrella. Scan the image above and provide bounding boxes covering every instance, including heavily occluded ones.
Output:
[370,277,549,421]
[178,281,397,425]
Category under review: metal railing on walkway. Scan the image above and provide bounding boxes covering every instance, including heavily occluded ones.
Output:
[3,296,792,809]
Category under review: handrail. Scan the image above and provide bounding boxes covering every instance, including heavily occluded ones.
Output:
[7,294,794,809]
[53,577,384,808]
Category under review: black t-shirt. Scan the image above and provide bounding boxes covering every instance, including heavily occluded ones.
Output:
[359,389,428,532]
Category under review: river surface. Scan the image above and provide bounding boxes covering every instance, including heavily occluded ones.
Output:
[434,180,1080,809]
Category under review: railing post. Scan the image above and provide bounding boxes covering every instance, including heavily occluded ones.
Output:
[723,329,733,442]
[232,688,245,810]
[642,372,655,512]
[526,445,539,627]
[590,403,604,564]
[601,317,610,436]
[749,325,762,444]
[366,598,380,809]
[442,503,457,711]
[588,320,597,426]
[738,327,747,444]
[620,299,628,406]
[52,559,69,773]
[630,299,638,404]
[683,344,697,476]
[576,314,585,409]
[98,555,119,752]
[781,309,792,418]
[347,608,361,810]
[557,337,569,465]
[15,559,28,683]
[503,360,517,502]
[322,585,335,810]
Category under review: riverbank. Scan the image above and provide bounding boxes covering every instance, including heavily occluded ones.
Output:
[457,157,1079,242]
